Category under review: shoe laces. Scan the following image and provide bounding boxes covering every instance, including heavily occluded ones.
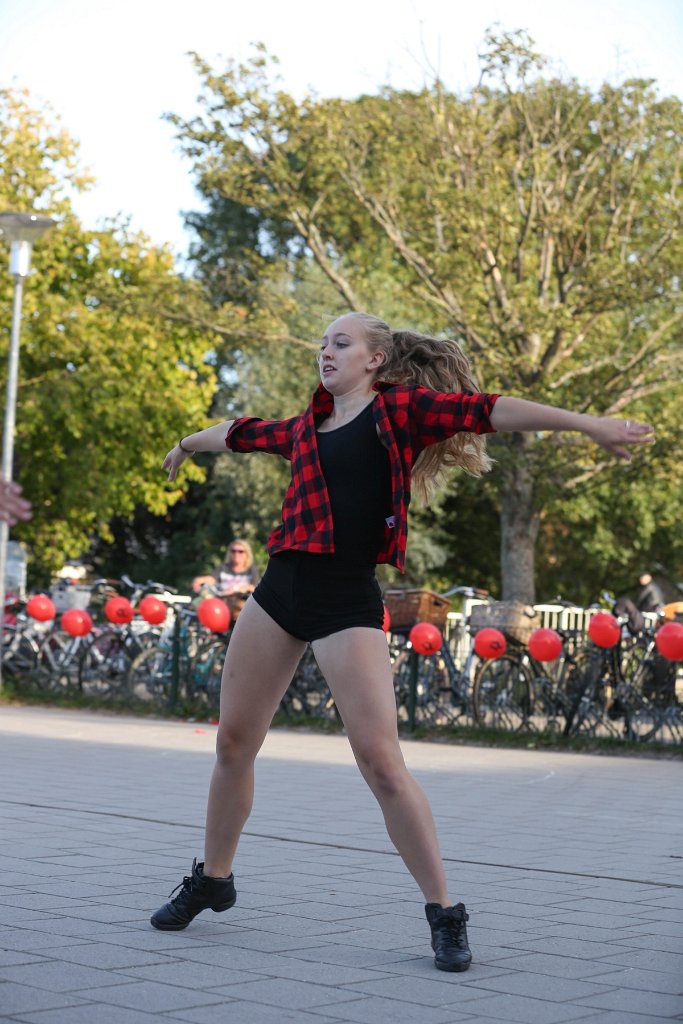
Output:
[167,860,203,902]
[167,875,194,902]
[433,906,469,945]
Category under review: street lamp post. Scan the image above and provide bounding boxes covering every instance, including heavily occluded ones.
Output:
[0,212,55,689]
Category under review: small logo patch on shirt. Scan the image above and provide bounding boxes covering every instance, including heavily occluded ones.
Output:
[385,516,396,528]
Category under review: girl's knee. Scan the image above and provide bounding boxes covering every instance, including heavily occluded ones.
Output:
[355,744,407,798]
[215,725,257,768]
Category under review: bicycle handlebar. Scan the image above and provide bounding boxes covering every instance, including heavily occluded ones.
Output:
[440,585,490,599]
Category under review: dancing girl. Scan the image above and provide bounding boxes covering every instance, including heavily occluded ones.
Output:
[154,311,653,971]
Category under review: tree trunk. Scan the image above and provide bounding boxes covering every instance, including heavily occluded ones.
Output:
[499,438,540,604]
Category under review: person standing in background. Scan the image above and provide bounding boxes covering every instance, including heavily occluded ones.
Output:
[635,572,665,613]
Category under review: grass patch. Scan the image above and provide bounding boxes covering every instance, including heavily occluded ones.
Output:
[398,721,683,758]
[0,676,214,721]
[2,677,680,758]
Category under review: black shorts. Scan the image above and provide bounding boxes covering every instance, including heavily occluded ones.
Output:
[252,551,384,642]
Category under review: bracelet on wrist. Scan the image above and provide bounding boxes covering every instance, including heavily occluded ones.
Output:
[178,438,195,455]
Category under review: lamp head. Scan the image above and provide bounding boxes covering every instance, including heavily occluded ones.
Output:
[0,212,56,244]
[0,212,55,277]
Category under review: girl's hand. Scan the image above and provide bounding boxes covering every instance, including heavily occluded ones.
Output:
[585,417,655,461]
[0,480,32,525]
[162,445,191,482]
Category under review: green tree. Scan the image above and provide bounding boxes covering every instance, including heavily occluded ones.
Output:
[0,89,218,582]
[168,34,682,601]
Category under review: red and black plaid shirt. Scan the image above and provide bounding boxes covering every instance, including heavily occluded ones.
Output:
[225,381,499,573]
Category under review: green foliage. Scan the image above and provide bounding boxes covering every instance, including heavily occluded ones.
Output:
[166,35,681,599]
[0,89,218,582]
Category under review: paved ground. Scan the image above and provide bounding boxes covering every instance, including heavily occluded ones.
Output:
[0,705,681,1024]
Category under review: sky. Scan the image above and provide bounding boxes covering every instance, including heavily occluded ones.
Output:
[1,0,681,259]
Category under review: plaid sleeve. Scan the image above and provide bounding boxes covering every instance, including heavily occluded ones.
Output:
[225,416,298,460]
[409,386,500,447]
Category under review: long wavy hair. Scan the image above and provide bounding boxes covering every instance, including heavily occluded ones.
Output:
[348,312,494,501]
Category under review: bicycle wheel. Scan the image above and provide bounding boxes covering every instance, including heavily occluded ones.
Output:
[563,649,618,738]
[526,655,575,733]
[126,646,173,702]
[472,654,532,732]
[189,637,228,708]
[622,659,665,741]
[2,625,39,677]
[392,650,461,725]
[33,631,82,691]
[78,630,132,698]
[282,647,339,721]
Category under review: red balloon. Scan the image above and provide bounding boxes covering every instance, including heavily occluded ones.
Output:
[588,612,620,649]
[409,621,443,655]
[138,595,167,625]
[197,597,231,633]
[528,627,562,662]
[382,604,391,633]
[474,627,507,660]
[104,596,134,624]
[26,593,56,622]
[61,608,93,637]
[655,621,683,661]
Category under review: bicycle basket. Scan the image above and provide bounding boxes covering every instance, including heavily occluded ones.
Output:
[468,600,540,644]
[383,589,451,631]
[50,583,92,614]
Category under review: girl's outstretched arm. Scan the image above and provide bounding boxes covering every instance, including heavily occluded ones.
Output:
[489,397,654,461]
[162,420,235,482]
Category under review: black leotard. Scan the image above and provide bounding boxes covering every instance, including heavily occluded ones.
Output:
[315,401,392,567]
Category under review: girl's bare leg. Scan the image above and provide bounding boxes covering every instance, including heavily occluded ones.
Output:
[203,599,306,877]
[312,628,450,905]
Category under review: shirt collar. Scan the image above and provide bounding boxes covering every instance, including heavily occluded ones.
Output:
[309,379,399,417]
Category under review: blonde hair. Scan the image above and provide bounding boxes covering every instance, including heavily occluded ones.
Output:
[227,538,254,570]
[347,312,494,501]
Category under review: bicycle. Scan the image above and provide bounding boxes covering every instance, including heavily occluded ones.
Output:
[126,599,202,702]
[470,600,589,734]
[76,575,170,697]
[2,601,48,679]
[389,586,492,727]
[567,610,679,742]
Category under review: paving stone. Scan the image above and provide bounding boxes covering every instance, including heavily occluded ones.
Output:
[338,972,505,1006]
[458,972,617,1002]
[512,935,641,960]
[11,1005,177,1024]
[168,1002,349,1024]
[560,1014,681,1024]
[587,965,683,994]
[71,980,225,1012]
[207,976,365,1010]
[0,983,89,1014]
[0,930,92,952]
[0,962,134,993]
[118,960,270,987]
[416,991,598,1023]
[41,943,172,970]
[596,948,683,972]
[574,987,683,1016]
[314,994,469,1023]
[262,958,393,986]
[491,951,633,979]
[610,932,683,954]
[0,950,47,967]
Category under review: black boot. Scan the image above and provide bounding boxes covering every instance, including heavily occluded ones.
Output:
[425,902,472,972]
[150,858,236,931]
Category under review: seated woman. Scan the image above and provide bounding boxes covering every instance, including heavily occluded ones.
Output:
[192,539,261,616]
